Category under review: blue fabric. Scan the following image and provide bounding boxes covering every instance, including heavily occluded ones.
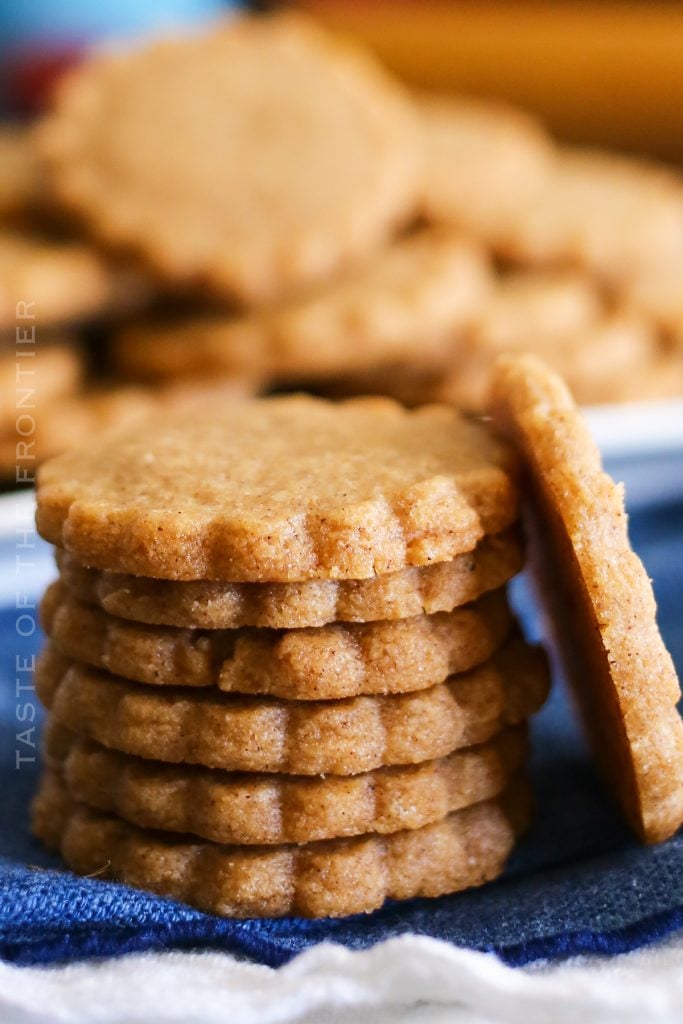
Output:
[0,498,682,969]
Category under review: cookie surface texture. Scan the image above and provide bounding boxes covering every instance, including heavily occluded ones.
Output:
[113,229,492,381]
[36,395,519,582]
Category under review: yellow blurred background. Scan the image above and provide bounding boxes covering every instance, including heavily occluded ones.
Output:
[296,1,683,162]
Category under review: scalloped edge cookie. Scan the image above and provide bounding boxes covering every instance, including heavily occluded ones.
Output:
[45,718,527,845]
[55,528,524,629]
[36,395,520,582]
[41,582,512,699]
[35,636,550,775]
[32,771,532,918]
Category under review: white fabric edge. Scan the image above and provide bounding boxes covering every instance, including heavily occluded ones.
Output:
[1,932,683,1024]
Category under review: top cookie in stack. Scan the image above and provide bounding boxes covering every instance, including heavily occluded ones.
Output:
[32,394,550,918]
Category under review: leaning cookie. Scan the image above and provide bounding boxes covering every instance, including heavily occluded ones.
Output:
[492,354,683,843]
[37,13,420,304]
[36,395,520,582]
[45,718,527,845]
[33,771,532,918]
[35,638,550,775]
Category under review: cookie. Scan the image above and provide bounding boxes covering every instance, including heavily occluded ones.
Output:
[420,94,554,241]
[627,269,683,349]
[497,149,683,286]
[35,637,550,775]
[326,271,678,411]
[0,230,124,330]
[435,304,668,412]
[0,376,259,477]
[114,228,493,382]
[37,14,419,304]
[36,395,520,582]
[33,771,532,918]
[55,528,523,630]
[41,581,512,699]
[472,270,603,348]
[492,354,683,842]
[0,126,43,221]
[316,360,450,409]
[610,352,683,403]
[0,339,82,433]
[45,719,527,845]
[0,386,159,478]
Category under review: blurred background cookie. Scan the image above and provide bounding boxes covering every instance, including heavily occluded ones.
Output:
[0,5,681,486]
[36,13,421,304]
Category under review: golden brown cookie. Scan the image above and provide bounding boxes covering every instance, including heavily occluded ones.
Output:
[37,14,420,304]
[315,271,677,411]
[497,148,683,286]
[41,581,512,699]
[0,126,43,221]
[435,302,668,411]
[45,718,527,845]
[35,637,550,775]
[611,352,683,403]
[0,376,259,477]
[0,340,82,433]
[420,94,554,241]
[55,528,523,629]
[36,395,520,582]
[627,269,683,349]
[114,229,492,382]
[0,231,127,330]
[0,386,158,478]
[492,354,683,843]
[33,770,532,918]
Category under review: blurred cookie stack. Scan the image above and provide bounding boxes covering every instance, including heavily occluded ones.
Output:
[32,394,549,917]
[0,124,251,478]
[1,10,682,484]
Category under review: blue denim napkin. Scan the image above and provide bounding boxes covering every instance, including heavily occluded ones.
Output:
[0,498,681,968]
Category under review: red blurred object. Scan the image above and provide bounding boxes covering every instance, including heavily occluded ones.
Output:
[2,44,83,116]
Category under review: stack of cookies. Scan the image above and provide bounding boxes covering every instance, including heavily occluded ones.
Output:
[31,394,550,918]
